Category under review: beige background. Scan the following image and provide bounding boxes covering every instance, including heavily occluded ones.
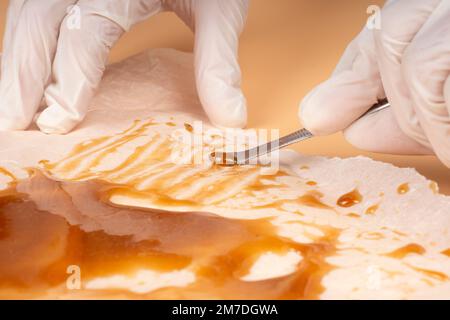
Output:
[0,0,449,194]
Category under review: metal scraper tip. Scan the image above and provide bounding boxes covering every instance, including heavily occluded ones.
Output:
[210,151,239,166]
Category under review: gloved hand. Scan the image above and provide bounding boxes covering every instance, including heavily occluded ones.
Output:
[299,0,450,168]
[0,0,249,134]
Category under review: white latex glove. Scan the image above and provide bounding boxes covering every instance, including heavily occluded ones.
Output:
[0,0,249,134]
[299,0,450,168]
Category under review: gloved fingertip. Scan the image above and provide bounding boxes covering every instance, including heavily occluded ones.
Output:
[343,110,434,155]
[207,97,248,129]
[0,118,30,131]
[298,85,337,136]
[343,123,377,152]
[36,105,82,135]
[198,83,248,129]
[0,107,32,131]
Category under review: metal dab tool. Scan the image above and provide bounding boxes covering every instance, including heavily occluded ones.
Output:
[211,99,390,166]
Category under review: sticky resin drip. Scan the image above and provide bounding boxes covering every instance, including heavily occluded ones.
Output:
[184,123,194,133]
[397,183,410,195]
[365,204,379,215]
[337,189,362,208]
[3,120,447,299]
[0,169,340,299]
[385,243,426,259]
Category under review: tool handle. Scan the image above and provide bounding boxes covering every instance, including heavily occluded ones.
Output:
[278,128,313,149]
[233,99,390,164]
[268,99,391,152]
[360,98,390,118]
